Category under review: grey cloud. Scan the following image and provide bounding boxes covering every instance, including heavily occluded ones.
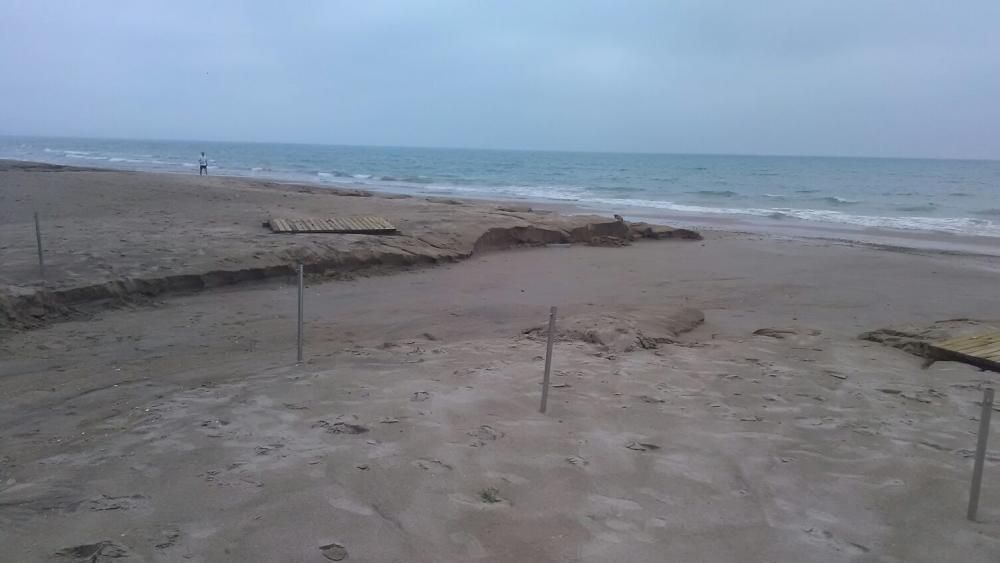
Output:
[1,0,997,158]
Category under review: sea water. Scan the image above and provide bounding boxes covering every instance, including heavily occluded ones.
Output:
[2,135,998,237]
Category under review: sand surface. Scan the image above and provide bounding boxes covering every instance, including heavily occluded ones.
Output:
[2,164,1000,562]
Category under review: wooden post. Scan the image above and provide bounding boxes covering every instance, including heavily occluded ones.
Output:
[540,306,557,413]
[34,211,45,278]
[968,387,994,521]
[296,264,304,364]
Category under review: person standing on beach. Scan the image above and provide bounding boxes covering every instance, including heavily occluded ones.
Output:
[198,152,208,175]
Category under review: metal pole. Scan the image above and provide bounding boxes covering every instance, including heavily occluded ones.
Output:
[296,264,304,364]
[540,306,557,413]
[968,387,994,521]
[34,212,45,278]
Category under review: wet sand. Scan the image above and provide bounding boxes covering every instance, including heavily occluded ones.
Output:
[2,163,1000,561]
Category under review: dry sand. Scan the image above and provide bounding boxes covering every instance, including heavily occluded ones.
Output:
[2,163,1000,562]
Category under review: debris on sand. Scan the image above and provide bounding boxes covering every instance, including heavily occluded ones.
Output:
[479,487,503,503]
[410,391,431,402]
[319,542,349,561]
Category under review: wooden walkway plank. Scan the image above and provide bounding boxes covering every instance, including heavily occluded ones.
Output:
[930,330,1000,373]
[268,215,397,234]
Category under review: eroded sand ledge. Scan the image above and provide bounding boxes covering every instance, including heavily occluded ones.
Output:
[0,161,698,330]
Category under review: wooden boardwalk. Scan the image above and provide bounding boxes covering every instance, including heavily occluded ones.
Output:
[268,216,397,234]
[930,330,1000,372]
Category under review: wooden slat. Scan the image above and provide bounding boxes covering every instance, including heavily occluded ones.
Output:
[940,334,1000,350]
[942,336,1000,354]
[972,342,1000,358]
[268,215,396,234]
[929,330,1000,373]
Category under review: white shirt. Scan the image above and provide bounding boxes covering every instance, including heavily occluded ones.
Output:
[199,156,208,166]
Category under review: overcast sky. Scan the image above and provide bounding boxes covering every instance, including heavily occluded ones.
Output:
[1,1,998,158]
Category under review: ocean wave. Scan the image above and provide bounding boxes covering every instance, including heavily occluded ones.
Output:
[819,196,861,205]
[795,189,820,193]
[426,183,586,202]
[378,175,434,184]
[579,196,999,236]
[65,154,108,160]
[688,190,739,197]
[895,203,938,213]
[971,208,1000,217]
[352,174,372,179]
[762,193,785,199]
[949,192,972,197]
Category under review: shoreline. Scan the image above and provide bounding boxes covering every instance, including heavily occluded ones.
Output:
[4,155,999,254]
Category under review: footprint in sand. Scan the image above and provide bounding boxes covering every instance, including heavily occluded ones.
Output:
[84,494,149,511]
[625,441,660,452]
[55,540,130,560]
[313,421,369,434]
[468,425,503,447]
[413,458,453,474]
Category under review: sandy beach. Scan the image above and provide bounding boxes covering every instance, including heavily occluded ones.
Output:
[2,162,1000,562]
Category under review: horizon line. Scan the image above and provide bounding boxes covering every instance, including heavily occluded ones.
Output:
[1,132,996,163]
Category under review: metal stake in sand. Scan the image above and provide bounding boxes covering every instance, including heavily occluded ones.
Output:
[540,306,558,413]
[34,211,45,279]
[296,263,304,365]
[968,387,994,521]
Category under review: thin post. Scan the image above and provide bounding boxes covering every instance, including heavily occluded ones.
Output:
[540,306,557,413]
[34,212,45,278]
[968,387,994,521]
[296,264,304,364]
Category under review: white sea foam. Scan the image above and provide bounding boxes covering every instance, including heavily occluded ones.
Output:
[65,154,108,160]
[581,196,1000,236]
